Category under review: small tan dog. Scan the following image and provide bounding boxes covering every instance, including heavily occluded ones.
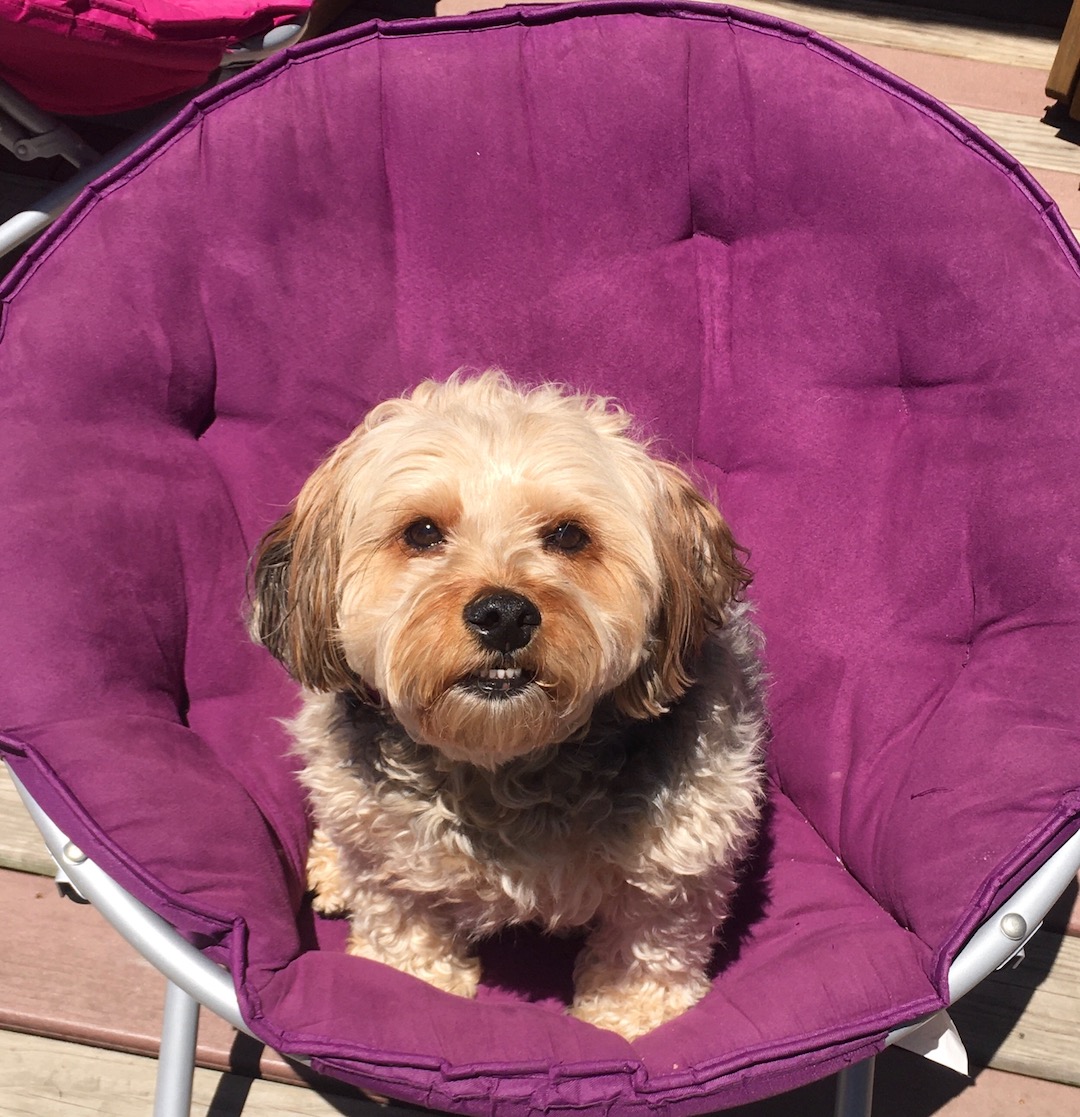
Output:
[250,371,765,1040]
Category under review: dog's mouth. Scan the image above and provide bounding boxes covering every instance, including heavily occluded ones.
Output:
[461,665,537,699]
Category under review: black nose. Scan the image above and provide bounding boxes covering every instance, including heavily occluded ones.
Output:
[463,592,541,653]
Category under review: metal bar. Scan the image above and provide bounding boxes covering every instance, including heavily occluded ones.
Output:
[0,126,153,259]
[154,980,200,1117]
[886,826,1080,1051]
[0,77,99,167]
[223,20,308,66]
[946,828,1080,1004]
[833,1057,875,1117]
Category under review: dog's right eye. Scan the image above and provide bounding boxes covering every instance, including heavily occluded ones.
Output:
[544,521,591,554]
[402,519,445,551]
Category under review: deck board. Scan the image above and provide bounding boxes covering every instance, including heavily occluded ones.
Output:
[724,1,1062,68]
[0,866,333,1091]
[0,1031,386,1117]
[0,765,53,877]
[951,932,1080,1087]
[948,103,1080,175]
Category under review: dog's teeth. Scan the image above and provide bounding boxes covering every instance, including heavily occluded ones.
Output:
[480,668,522,680]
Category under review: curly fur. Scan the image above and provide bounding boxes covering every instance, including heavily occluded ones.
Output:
[250,371,766,1040]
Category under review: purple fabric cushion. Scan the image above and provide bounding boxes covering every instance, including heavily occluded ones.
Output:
[3,3,1080,1112]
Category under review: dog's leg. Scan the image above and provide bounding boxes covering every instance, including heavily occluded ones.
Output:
[346,894,481,999]
[570,876,731,1041]
[306,832,480,996]
[306,829,353,916]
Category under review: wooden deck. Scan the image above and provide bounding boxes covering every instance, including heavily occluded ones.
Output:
[4,1,1080,1113]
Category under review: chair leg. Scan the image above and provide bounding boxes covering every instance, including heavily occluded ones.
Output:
[833,1056,875,1117]
[153,979,200,1117]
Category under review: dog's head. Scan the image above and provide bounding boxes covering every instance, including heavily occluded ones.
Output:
[250,372,750,767]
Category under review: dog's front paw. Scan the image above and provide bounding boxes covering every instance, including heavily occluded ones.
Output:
[411,955,481,999]
[569,972,710,1041]
[347,923,481,999]
[306,830,352,916]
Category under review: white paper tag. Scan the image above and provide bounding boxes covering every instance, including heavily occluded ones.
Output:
[893,1010,970,1077]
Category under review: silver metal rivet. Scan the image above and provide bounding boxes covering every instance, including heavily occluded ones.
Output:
[1000,913,1027,941]
[62,842,87,865]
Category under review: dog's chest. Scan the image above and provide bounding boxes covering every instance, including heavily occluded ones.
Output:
[347,728,664,929]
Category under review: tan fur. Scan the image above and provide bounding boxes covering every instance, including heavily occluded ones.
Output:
[250,371,765,1041]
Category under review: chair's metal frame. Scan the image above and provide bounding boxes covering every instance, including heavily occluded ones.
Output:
[8,764,1080,1117]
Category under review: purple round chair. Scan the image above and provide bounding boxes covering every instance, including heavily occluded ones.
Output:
[3,3,1080,1114]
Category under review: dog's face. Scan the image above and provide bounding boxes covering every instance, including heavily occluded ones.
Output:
[251,373,749,767]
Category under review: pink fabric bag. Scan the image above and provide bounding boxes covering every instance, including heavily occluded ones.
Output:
[0,0,308,114]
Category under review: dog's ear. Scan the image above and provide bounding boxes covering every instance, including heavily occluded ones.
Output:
[248,480,357,693]
[615,460,751,720]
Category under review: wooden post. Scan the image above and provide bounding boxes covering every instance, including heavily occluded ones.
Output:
[1047,0,1080,120]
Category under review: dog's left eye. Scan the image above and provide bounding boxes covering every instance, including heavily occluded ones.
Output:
[403,519,446,551]
[544,521,590,554]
